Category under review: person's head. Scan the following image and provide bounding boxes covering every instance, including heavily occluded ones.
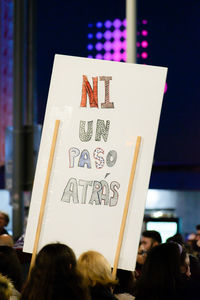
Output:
[0,246,22,291]
[77,250,117,287]
[179,245,191,278]
[136,242,183,299]
[0,273,13,300]
[166,233,184,245]
[0,235,13,247]
[140,230,162,252]
[0,212,9,229]
[196,224,200,240]
[21,243,89,300]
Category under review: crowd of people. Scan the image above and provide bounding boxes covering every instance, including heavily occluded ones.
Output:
[0,210,200,299]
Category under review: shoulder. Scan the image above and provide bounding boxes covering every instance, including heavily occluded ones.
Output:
[91,285,118,300]
[115,293,135,300]
[10,288,20,300]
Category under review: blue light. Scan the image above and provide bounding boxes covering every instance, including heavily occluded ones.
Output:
[104,20,112,28]
[88,33,93,39]
[95,42,103,51]
[96,22,103,28]
[96,32,103,39]
[88,23,93,28]
[87,44,93,50]
[88,55,93,58]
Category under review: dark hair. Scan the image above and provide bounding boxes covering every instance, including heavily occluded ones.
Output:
[196,224,200,230]
[114,269,136,295]
[0,212,9,226]
[20,243,89,300]
[136,243,182,300]
[166,234,184,245]
[0,246,23,291]
[142,230,162,244]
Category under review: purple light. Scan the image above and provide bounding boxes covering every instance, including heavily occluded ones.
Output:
[122,52,127,61]
[96,54,103,60]
[88,55,93,58]
[136,42,140,47]
[104,52,112,60]
[122,30,127,38]
[137,54,140,58]
[88,33,93,39]
[104,30,112,40]
[112,40,122,51]
[122,19,127,27]
[104,41,112,51]
[142,20,148,25]
[113,29,121,40]
[95,42,103,51]
[96,22,103,28]
[104,20,112,28]
[141,41,148,48]
[113,52,121,61]
[164,82,168,93]
[121,40,127,50]
[87,44,93,50]
[141,52,148,59]
[96,32,103,39]
[141,30,148,36]
[137,31,140,36]
[113,18,122,28]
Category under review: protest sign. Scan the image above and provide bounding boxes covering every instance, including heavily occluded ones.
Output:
[24,55,167,270]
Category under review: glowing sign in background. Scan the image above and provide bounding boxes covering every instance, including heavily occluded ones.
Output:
[87,18,149,63]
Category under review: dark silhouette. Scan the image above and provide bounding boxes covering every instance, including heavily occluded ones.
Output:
[135,242,197,300]
[20,243,90,300]
[0,245,23,292]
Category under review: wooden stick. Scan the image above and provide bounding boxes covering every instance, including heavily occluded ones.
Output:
[112,136,141,278]
[29,120,60,273]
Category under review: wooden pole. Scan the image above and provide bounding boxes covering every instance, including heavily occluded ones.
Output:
[29,120,60,273]
[112,136,141,278]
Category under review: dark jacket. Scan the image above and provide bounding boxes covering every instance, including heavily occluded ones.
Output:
[90,285,118,300]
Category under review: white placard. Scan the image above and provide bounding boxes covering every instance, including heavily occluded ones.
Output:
[24,55,167,271]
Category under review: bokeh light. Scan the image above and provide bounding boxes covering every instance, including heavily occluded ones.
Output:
[95,42,103,51]
[96,32,103,39]
[88,33,93,39]
[141,52,148,59]
[96,22,103,28]
[104,20,112,28]
[141,30,148,36]
[87,44,93,50]
[113,19,122,28]
[96,54,103,59]
[87,18,149,66]
[104,30,112,40]
[141,41,148,48]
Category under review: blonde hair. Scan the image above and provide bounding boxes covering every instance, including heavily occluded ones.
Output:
[77,250,117,287]
[0,273,13,300]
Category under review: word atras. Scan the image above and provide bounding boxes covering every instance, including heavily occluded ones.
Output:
[61,178,120,206]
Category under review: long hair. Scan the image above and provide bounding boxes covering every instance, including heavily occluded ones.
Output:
[136,243,182,300]
[20,243,89,300]
[0,246,23,291]
[77,250,117,287]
